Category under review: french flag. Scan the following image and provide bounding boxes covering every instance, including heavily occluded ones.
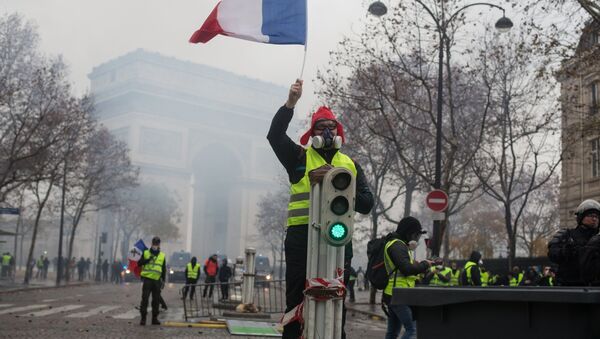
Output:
[127,239,147,278]
[189,0,306,45]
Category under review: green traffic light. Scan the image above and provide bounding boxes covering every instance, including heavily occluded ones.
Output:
[329,223,348,240]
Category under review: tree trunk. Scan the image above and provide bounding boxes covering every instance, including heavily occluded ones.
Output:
[505,204,516,270]
[24,205,45,284]
[369,211,380,305]
[403,182,416,218]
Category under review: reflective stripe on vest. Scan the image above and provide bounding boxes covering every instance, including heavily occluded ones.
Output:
[287,147,357,227]
[186,263,200,279]
[430,267,452,286]
[450,269,460,286]
[510,272,523,286]
[140,250,165,281]
[464,261,478,286]
[383,239,417,296]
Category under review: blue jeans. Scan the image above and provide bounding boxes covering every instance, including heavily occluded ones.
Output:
[385,303,416,339]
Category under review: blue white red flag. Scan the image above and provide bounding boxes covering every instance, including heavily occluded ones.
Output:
[189,0,306,45]
[127,239,147,277]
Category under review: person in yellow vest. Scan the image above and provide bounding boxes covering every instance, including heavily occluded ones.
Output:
[268,79,374,339]
[383,217,431,339]
[538,266,556,286]
[509,266,524,286]
[1,252,11,278]
[426,260,452,286]
[460,251,482,286]
[480,266,490,287]
[182,256,200,300]
[137,236,166,326]
[449,261,461,286]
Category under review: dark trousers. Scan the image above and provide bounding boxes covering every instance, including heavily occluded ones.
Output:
[220,281,229,300]
[203,275,216,298]
[348,280,356,301]
[140,277,161,318]
[283,225,350,339]
[182,278,197,300]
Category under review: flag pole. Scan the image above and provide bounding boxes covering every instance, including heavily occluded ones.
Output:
[299,0,309,79]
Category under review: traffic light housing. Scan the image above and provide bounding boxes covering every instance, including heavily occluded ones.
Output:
[319,167,356,247]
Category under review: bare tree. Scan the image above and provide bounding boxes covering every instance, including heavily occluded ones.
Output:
[63,128,138,281]
[472,30,562,268]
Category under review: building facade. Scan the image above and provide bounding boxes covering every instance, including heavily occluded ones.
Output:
[559,21,600,227]
[88,49,291,260]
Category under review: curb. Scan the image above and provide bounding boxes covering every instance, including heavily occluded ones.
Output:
[345,304,386,320]
[0,281,94,294]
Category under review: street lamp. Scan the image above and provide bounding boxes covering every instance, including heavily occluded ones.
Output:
[368,1,513,257]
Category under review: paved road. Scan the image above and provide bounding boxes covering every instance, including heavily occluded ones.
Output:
[0,282,386,338]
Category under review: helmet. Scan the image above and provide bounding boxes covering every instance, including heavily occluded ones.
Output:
[576,199,600,224]
[151,236,161,245]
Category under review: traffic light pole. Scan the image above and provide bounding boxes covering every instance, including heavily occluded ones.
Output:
[304,168,355,339]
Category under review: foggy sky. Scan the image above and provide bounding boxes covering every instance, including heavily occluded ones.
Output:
[1,0,370,123]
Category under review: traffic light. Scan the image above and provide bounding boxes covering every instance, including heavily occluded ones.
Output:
[319,167,356,247]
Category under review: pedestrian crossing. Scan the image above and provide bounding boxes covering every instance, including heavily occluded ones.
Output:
[0,301,182,321]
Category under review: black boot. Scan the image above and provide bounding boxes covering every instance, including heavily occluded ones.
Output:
[140,314,146,326]
[151,316,160,325]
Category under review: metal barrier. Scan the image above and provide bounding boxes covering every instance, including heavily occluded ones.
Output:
[181,279,285,321]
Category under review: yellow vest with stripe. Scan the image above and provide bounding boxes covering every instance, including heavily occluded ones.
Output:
[140,250,165,281]
[287,147,357,227]
[187,263,200,279]
[510,272,523,286]
[450,269,461,286]
[2,255,11,266]
[463,261,480,286]
[383,239,418,296]
[430,266,452,286]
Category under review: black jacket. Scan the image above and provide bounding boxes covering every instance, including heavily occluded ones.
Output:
[548,225,597,285]
[219,265,233,282]
[581,233,600,285]
[382,233,430,304]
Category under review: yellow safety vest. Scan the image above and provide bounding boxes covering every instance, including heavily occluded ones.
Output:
[287,147,357,227]
[187,263,200,279]
[383,239,418,296]
[463,261,480,286]
[2,255,10,266]
[430,267,452,286]
[450,269,461,286]
[510,272,523,286]
[140,250,165,281]
[481,271,489,287]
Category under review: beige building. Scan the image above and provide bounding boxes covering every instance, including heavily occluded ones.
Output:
[559,21,600,227]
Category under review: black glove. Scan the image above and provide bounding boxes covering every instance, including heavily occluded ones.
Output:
[381,303,390,317]
[160,280,165,290]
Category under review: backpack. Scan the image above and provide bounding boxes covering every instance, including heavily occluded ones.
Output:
[366,234,397,290]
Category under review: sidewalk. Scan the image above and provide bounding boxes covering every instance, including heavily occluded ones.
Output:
[345,288,386,319]
[0,269,93,293]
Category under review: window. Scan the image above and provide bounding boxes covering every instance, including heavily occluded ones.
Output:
[592,138,600,178]
[592,82,599,115]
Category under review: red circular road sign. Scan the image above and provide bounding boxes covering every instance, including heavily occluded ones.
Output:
[426,190,449,212]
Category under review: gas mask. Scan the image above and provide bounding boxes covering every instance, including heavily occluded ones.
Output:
[312,128,342,150]
[408,240,418,250]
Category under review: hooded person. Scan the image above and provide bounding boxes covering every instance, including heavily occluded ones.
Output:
[267,79,374,339]
[461,250,482,286]
[549,199,600,286]
[182,256,200,300]
[382,216,432,339]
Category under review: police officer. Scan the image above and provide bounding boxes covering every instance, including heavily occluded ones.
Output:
[548,199,600,286]
[138,236,166,325]
[460,251,483,286]
[182,257,200,300]
[267,79,374,338]
[382,217,431,339]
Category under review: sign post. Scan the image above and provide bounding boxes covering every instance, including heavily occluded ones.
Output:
[426,190,449,255]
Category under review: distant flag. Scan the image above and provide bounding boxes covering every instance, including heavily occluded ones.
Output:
[189,0,307,45]
[127,239,147,278]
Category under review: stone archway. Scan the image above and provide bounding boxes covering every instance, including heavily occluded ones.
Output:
[190,144,242,261]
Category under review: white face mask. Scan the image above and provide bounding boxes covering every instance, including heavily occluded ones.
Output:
[408,240,418,250]
[479,259,484,265]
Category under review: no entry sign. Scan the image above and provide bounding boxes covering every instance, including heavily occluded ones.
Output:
[426,190,448,212]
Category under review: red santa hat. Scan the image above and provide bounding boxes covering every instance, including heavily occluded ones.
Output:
[299,106,346,146]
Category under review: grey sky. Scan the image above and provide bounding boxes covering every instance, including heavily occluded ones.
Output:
[2,0,370,120]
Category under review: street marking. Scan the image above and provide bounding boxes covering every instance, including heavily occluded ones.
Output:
[23,304,85,317]
[0,304,14,308]
[67,305,121,318]
[0,304,48,315]
[112,309,139,319]
[42,299,58,302]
